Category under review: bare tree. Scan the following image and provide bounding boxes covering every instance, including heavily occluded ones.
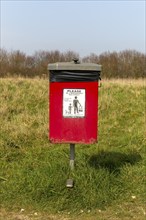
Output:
[0,49,145,78]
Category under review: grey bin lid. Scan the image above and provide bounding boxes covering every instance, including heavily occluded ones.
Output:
[48,61,101,71]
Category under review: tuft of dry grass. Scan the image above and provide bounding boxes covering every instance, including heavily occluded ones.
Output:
[101,78,145,87]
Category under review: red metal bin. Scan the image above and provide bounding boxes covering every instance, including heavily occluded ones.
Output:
[48,59,101,144]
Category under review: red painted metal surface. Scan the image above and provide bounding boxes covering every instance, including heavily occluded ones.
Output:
[49,82,98,144]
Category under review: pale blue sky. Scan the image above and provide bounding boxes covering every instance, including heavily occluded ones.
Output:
[1,0,145,57]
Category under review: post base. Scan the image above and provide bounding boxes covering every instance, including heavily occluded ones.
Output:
[66,179,74,188]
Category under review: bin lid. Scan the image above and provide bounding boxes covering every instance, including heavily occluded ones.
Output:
[48,59,101,71]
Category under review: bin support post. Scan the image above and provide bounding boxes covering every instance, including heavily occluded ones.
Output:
[66,143,75,188]
[70,143,75,170]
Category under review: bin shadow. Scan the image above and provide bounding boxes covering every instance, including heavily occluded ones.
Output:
[88,150,142,174]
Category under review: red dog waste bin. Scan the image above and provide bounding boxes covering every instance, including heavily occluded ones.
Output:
[48,59,101,144]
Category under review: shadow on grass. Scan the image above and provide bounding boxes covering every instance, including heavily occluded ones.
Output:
[88,151,142,173]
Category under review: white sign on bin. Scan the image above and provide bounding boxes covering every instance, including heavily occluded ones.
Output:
[63,89,85,118]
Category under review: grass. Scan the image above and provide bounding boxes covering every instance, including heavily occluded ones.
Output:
[0,78,145,219]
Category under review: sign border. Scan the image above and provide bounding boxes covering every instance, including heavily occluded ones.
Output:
[62,88,86,118]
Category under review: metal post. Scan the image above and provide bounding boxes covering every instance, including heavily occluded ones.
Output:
[70,143,75,170]
[66,143,75,188]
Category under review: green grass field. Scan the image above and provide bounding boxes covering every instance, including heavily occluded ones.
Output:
[0,78,145,220]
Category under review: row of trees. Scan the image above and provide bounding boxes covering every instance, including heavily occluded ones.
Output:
[0,48,145,78]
